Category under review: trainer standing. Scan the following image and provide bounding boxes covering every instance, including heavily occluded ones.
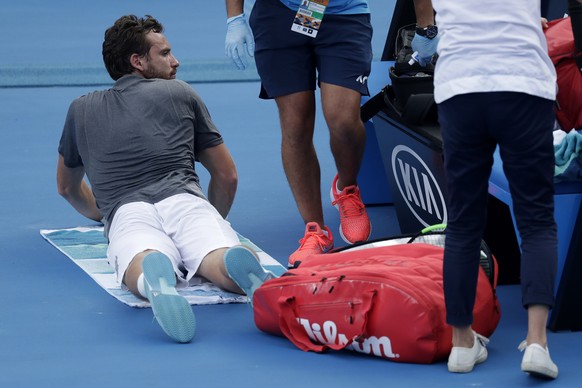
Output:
[224,0,373,267]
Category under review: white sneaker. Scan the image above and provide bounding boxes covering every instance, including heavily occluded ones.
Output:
[519,340,558,379]
[447,332,490,373]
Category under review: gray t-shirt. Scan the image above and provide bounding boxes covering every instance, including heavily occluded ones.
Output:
[58,75,223,234]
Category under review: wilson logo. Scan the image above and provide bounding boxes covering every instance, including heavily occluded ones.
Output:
[391,145,447,227]
[297,318,400,359]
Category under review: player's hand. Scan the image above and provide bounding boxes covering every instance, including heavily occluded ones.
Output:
[411,33,440,67]
[225,14,255,70]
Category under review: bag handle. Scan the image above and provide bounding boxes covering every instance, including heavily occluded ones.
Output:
[277,289,377,353]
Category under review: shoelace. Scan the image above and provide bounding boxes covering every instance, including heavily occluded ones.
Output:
[298,231,330,251]
[332,190,364,218]
[474,332,490,347]
[518,340,548,353]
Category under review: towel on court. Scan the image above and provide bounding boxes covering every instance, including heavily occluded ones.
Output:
[40,226,286,308]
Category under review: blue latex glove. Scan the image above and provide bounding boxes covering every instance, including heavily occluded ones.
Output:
[411,33,440,67]
[225,14,255,70]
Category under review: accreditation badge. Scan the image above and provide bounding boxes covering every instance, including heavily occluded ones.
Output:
[291,0,329,38]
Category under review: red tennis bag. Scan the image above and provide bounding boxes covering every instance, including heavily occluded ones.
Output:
[253,243,501,364]
[545,16,582,132]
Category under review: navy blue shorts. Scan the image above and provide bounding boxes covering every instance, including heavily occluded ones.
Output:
[249,0,373,99]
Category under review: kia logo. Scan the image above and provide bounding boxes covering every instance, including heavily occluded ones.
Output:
[391,145,447,227]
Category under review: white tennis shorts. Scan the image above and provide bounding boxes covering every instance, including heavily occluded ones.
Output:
[107,193,240,285]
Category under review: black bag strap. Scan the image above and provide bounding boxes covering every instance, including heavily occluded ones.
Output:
[360,90,388,123]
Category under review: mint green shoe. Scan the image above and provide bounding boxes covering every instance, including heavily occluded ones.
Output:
[142,252,195,343]
[224,246,275,306]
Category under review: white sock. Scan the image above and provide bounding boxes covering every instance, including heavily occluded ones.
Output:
[336,180,342,194]
[137,273,148,299]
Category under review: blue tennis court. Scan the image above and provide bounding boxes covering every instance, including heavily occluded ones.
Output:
[1,1,581,386]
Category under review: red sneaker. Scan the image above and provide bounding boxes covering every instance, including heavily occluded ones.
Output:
[288,222,334,268]
[330,174,371,244]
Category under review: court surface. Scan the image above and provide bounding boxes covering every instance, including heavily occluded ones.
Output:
[1,1,581,387]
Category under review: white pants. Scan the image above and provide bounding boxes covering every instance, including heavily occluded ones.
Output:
[107,193,240,286]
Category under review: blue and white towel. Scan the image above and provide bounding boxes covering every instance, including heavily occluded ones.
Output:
[40,226,286,308]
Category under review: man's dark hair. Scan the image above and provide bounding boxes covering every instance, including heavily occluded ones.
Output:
[102,15,164,80]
